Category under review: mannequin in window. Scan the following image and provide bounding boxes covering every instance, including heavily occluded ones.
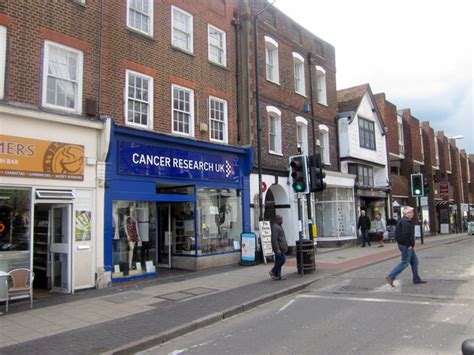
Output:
[124,207,139,269]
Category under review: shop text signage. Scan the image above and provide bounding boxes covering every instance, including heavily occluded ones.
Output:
[119,141,240,183]
[0,135,84,181]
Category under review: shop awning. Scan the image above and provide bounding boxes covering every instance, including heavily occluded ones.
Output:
[435,200,449,207]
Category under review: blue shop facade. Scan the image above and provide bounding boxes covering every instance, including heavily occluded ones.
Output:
[105,124,253,281]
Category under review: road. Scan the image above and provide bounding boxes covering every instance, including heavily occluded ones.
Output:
[140,237,474,355]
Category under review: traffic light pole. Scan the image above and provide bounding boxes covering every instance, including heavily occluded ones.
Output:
[418,196,424,245]
[297,194,304,276]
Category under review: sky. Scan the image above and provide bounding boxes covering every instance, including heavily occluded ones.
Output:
[274,0,473,153]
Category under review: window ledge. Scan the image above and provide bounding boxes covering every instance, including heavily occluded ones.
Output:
[126,27,154,40]
[208,60,229,71]
[171,45,195,57]
[269,151,283,157]
[266,79,281,86]
[316,101,328,107]
[295,91,307,98]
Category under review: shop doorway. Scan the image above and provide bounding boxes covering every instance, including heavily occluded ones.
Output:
[156,202,195,268]
[33,203,72,294]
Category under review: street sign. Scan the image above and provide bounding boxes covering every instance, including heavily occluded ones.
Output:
[439,182,449,196]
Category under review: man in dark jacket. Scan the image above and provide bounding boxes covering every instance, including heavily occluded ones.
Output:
[386,206,427,287]
[357,210,371,247]
[269,215,288,281]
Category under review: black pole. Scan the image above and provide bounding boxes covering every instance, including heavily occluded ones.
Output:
[297,195,304,275]
[418,196,424,244]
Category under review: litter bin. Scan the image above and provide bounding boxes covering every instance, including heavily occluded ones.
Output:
[468,222,474,236]
[296,239,316,274]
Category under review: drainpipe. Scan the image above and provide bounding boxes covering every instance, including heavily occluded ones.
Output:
[232,16,241,142]
[98,0,104,116]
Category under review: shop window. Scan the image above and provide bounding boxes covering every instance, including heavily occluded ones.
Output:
[42,41,83,114]
[127,0,153,36]
[172,5,193,53]
[111,201,157,278]
[197,188,242,254]
[0,188,32,271]
[208,24,226,66]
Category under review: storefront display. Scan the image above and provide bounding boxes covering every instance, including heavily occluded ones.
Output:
[0,188,31,271]
[315,187,355,238]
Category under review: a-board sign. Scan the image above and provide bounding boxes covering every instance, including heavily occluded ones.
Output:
[240,233,256,263]
[259,221,274,264]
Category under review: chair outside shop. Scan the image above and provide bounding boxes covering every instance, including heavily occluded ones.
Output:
[6,268,34,312]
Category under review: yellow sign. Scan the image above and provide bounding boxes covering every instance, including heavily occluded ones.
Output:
[0,135,84,181]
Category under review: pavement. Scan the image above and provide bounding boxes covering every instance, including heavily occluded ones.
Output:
[0,233,470,354]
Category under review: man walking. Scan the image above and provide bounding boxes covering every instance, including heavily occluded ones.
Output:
[357,210,371,247]
[386,206,427,287]
[269,215,288,281]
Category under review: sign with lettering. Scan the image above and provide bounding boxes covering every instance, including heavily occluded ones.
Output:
[259,221,274,264]
[439,182,449,196]
[118,141,240,183]
[0,135,84,181]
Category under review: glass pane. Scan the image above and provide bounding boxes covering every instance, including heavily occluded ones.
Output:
[197,188,242,254]
[52,253,68,289]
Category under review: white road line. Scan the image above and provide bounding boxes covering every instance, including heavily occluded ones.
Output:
[297,294,467,307]
[277,299,296,313]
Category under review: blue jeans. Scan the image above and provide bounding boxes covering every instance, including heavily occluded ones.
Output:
[271,252,286,278]
[361,229,371,246]
[388,244,422,282]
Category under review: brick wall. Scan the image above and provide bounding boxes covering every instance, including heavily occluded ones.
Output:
[374,93,399,155]
[246,0,338,174]
[1,0,100,111]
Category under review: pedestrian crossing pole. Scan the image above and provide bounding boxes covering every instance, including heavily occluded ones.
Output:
[297,193,304,276]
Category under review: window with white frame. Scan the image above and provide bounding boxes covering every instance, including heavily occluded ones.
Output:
[264,36,279,84]
[209,96,227,143]
[293,52,305,95]
[448,145,452,171]
[172,6,193,53]
[315,65,327,105]
[208,24,226,66]
[0,26,6,100]
[127,0,153,36]
[42,41,83,113]
[319,124,330,164]
[172,84,194,136]
[397,114,404,154]
[125,70,153,128]
[358,117,376,150]
[296,116,308,155]
[267,106,281,154]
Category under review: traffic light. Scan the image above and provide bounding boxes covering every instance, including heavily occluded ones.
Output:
[309,153,326,192]
[423,177,430,195]
[411,173,424,197]
[289,155,309,193]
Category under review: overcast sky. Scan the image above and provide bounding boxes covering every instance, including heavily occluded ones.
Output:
[274,0,473,153]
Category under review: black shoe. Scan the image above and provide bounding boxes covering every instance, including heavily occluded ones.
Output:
[414,279,427,284]
[269,271,277,280]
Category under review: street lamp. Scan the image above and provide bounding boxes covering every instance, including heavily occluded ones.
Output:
[253,1,275,222]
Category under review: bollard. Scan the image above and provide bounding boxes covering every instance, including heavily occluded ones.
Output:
[462,338,474,355]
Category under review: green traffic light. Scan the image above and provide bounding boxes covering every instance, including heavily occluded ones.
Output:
[293,183,305,192]
[415,189,421,195]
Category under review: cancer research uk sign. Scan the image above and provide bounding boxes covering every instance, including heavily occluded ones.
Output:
[119,141,240,183]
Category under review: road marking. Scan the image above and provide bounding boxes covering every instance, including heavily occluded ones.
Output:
[277,299,295,313]
[297,294,467,307]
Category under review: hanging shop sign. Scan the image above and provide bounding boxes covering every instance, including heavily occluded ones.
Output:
[118,141,240,183]
[0,135,84,181]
